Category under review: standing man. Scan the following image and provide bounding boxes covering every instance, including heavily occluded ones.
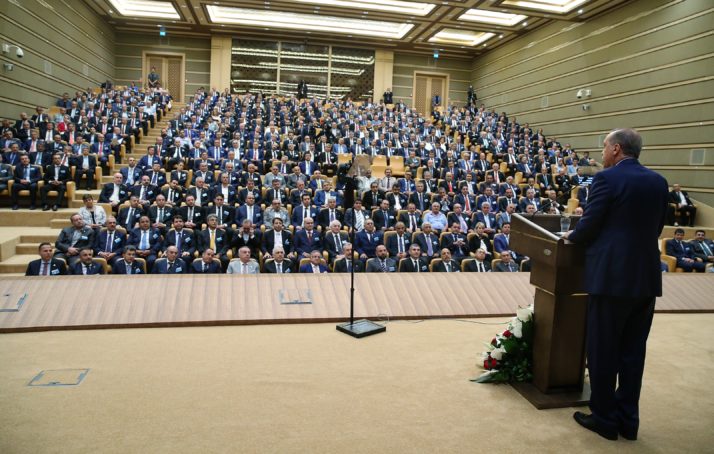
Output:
[564,129,668,441]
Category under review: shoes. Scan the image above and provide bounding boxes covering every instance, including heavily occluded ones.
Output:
[673,222,679,226]
[12,205,19,210]
[42,205,50,211]
[52,205,58,211]
[29,205,36,210]
[573,412,618,440]
[619,428,637,441]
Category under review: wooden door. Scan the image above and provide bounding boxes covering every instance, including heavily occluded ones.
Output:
[412,73,447,115]
[144,53,184,102]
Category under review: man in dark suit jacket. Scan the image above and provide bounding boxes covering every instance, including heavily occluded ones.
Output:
[40,154,71,210]
[94,216,126,267]
[178,195,205,230]
[564,129,669,441]
[294,218,322,258]
[11,153,41,209]
[433,248,460,272]
[111,246,145,274]
[690,230,714,264]
[365,245,397,272]
[262,247,294,274]
[399,244,429,272]
[71,148,98,190]
[261,218,294,259]
[332,243,364,273]
[372,199,397,231]
[128,216,162,271]
[70,248,105,275]
[162,216,196,261]
[464,248,491,272]
[152,246,187,274]
[117,196,145,231]
[354,220,382,260]
[198,214,232,269]
[25,243,68,276]
[299,250,328,273]
[665,229,705,272]
[385,222,411,261]
[323,221,349,262]
[190,250,222,274]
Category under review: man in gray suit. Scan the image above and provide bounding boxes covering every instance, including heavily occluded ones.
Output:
[365,245,397,272]
[54,214,96,267]
[226,246,260,274]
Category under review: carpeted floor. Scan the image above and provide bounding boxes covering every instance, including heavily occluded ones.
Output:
[1,314,712,453]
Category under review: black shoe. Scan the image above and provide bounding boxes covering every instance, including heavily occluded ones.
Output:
[52,205,58,211]
[29,205,36,210]
[619,428,637,441]
[12,205,19,210]
[573,412,618,440]
[42,205,50,211]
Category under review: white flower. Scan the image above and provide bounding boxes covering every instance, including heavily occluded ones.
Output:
[491,346,506,360]
[517,307,533,322]
[511,319,523,338]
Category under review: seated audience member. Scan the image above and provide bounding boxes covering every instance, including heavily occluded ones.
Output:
[71,248,104,275]
[385,222,411,262]
[78,194,107,229]
[72,146,97,190]
[690,230,714,264]
[128,215,161,271]
[494,250,519,272]
[668,183,696,227]
[355,219,382,260]
[117,195,144,231]
[263,246,294,274]
[111,245,145,274]
[54,214,96,267]
[423,202,448,233]
[399,244,428,272]
[227,246,260,274]
[472,202,497,238]
[25,242,68,276]
[99,173,130,212]
[198,214,231,270]
[178,194,204,230]
[191,248,222,274]
[433,248,460,272]
[299,250,328,273]
[344,199,371,232]
[152,245,187,274]
[414,222,441,262]
[94,216,125,267]
[441,222,470,263]
[40,153,71,211]
[464,248,491,272]
[365,245,397,273]
[163,215,195,262]
[468,222,494,259]
[323,220,349,263]
[11,153,41,210]
[665,228,705,272]
[333,243,364,273]
[231,219,262,259]
[493,222,530,270]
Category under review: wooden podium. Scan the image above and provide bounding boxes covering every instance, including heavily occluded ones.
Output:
[509,213,591,409]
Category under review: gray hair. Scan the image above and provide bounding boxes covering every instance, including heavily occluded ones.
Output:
[608,128,642,158]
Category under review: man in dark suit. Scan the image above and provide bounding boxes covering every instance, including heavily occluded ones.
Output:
[111,246,145,274]
[70,248,105,275]
[294,217,322,259]
[667,183,696,227]
[117,196,145,231]
[372,199,397,231]
[152,245,187,274]
[464,248,491,272]
[564,129,669,441]
[414,222,440,262]
[323,220,349,263]
[399,244,429,272]
[263,246,294,274]
[332,243,365,273]
[385,222,411,262]
[178,195,205,230]
[25,242,68,276]
[163,215,196,262]
[665,228,706,272]
[433,248,460,272]
[365,245,397,272]
[190,249,222,274]
[198,214,231,270]
[690,230,714,264]
[11,154,41,209]
[99,173,130,211]
[40,153,71,211]
[299,250,328,273]
[354,219,382,260]
[94,216,126,267]
[54,214,97,267]
[261,218,294,260]
[128,216,162,271]
[71,147,98,190]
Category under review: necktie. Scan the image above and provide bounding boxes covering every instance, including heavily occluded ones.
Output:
[210,230,216,250]
[126,208,133,226]
[176,231,181,253]
[383,211,389,228]
[158,208,164,222]
[151,172,157,185]
[307,231,313,245]
[90,211,96,225]
[334,234,342,252]
[217,207,222,223]
[413,259,419,272]
[276,262,282,273]
[380,260,387,272]
[168,262,175,272]
[242,263,248,274]
[425,234,433,256]
[702,241,712,256]
[446,262,451,272]
[399,236,404,253]
[465,197,471,212]
[42,261,49,275]
[126,263,132,274]
[479,262,485,272]
[106,232,113,252]
[140,230,148,249]
[203,263,207,273]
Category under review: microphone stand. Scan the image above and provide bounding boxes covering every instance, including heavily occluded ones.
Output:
[336,167,386,338]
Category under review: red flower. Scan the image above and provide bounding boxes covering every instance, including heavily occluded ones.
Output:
[503,330,512,338]
[484,359,491,370]
[491,337,498,346]
[489,358,498,369]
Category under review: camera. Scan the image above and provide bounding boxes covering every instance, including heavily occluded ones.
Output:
[16,47,23,58]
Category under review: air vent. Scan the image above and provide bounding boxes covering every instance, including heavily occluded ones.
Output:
[540,96,549,108]
[43,60,52,75]
[598,134,607,147]
[82,64,89,76]
[690,148,705,165]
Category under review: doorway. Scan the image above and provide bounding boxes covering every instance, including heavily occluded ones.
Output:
[412,72,448,115]
[143,52,185,102]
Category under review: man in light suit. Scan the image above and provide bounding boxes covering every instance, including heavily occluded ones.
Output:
[365,245,397,272]
[54,214,96,267]
[564,129,669,441]
[227,246,260,274]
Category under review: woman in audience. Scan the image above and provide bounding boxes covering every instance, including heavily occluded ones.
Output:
[78,193,107,231]
[468,222,493,260]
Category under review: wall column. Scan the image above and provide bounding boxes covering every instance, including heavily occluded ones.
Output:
[373,50,394,103]
[210,35,232,92]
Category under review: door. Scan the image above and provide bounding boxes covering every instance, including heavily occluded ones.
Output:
[144,53,185,102]
[412,73,448,115]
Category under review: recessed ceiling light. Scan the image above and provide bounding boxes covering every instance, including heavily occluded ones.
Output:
[108,0,180,18]
[429,29,495,46]
[522,21,528,26]
[108,9,114,13]
[294,0,435,16]
[577,8,583,14]
[459,9,528,27]
[499,34,504,38]
[501,0,588,14]
[208,5,415,39]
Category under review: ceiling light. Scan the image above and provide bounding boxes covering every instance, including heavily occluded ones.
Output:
[522,22,528,26]
[577,8,583,14]
[501,0,588,14]
[428,29,495,46]
[459,9,527,26]
[108,0,180,19]
[499,34,504,38]
[293,0,435,16]
[207,5,414,39]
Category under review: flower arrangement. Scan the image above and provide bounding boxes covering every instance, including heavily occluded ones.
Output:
[472,305,534,384]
